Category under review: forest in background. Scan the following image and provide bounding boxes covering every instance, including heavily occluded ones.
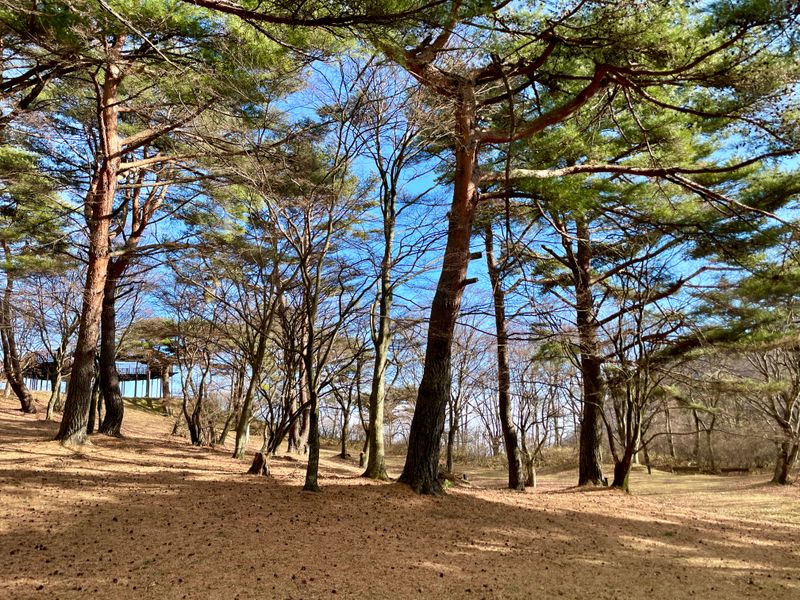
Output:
[2,0,800,495]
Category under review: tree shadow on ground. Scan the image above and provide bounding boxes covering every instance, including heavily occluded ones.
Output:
[1,404,799,600]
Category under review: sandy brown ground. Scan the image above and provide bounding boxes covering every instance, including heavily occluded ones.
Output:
[1,395,799,600]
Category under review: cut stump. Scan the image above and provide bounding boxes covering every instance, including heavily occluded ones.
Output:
[247,452,270,476]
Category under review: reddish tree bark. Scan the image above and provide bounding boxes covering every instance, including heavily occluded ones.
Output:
[56,50,124,445]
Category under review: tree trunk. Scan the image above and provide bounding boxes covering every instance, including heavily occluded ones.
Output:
[56,58,123,445]
[296,357,310,453]
[87,372,101,435]
[303,387,321,492]
[340,410,350,459]
[234,338,267,459]
[611,404,641,492]
[189,379,205,446]
[161,360,171,399]
[220,366,243,446]
[0,243,37,414]
[665,404,676,459]
[247,452,270,476]
[399,87,478,495]
[611,451,633,492]
[772,431,798,485]
[98,266,125,436]
[218,402,237,447]
[574,217,605,485]
[485,220,524,490]
[189,403,203,445]
[363,194,394,480]
[445,416,457,475]
[284,334,300,453]
[232,409,250,457]
[706,428,716,472]
[183,367,208,446]
[363,290,391,479]
[520,434,536,487]
[46,370,62,420]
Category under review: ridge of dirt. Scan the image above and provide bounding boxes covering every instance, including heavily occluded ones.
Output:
[1,396,798,599]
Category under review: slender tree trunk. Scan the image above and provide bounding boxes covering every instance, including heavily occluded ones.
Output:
[189,393,204,446]
[46,370,62,420]
[364,194,395,480]
[218,402,237,446]
[56,57,124,445]
[665,404,676,459]
[364,283,392,479]
[296,356,310,453]
[220,366,242,446]
[1,243,37,414]
[284,330,301,453]
[706,429,716,472]
[182,364,207,446]
[98,266,124,436]
[574,217,605,485]
[692,409,702,462]
[161,360,171,399]
[485,220,524,490]
[234,337,268,459]
[446,408,458,475]
[303,384,321,492]
[286,396,299,452]
[400,87,478,495]
[232,379,255,459]
[611,408,640,492]
[520,433,536,487]
[87,372,101,435]
[340,409,350,459]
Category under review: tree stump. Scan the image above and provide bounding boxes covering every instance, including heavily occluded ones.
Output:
[247,452,270,476]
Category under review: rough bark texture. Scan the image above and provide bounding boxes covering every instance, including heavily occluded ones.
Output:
[485,221,524,490]
[98,266,124,436]
[772,433,799,485]
[56,55,123,445]
[574,217,605,486]
[302,388,321,492]
[399,86,478,495]
[247,452,270,476]
[1,244,36,414]
[611,455,632,492]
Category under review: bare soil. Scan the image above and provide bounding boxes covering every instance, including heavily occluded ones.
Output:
[1,395,799,599]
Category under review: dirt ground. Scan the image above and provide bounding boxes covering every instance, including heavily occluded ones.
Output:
[1,395,799,600]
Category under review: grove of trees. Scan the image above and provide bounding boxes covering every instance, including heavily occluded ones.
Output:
[2,0,799,493]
